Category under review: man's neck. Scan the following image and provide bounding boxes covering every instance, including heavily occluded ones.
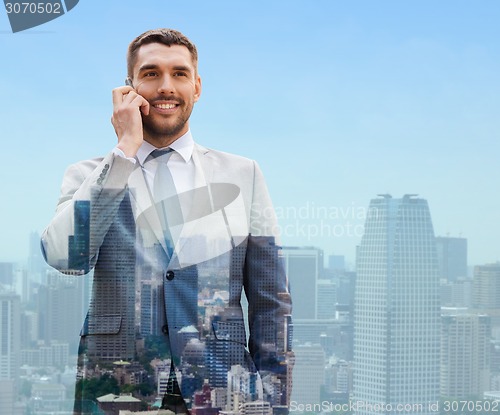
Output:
[136,130,193,166]
[144,136,179,149]
[144,127,190,149]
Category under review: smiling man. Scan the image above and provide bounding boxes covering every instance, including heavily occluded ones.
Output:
[118,38,201,151]
[41,29,293,414]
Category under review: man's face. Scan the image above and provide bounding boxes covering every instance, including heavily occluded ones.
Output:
[131,43,201,143]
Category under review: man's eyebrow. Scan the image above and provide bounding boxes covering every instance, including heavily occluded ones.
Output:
[137,64,193,73]
[138,64,159,72]
[172,65,192,73]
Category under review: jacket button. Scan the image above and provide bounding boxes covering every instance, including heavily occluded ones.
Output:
[161,324,169,335]
[165,270,175,281]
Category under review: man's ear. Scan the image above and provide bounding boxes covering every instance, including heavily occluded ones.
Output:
[194,75,202,102]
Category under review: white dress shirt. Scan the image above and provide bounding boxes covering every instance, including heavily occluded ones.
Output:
[113,130,197,195]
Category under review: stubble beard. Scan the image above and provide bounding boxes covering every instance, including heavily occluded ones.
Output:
[142,102,194,146]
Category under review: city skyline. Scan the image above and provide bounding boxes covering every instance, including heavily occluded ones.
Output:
[1,210,498,414]
[0,193,490,271]
[1,1,500,265]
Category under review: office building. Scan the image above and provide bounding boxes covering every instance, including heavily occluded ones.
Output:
[473,262,500,309]
[441,310,490,398]
[316,279,337,320]
[290,343,325,406]
[37,269,86,350]
[28,230,46,282]
[0,291,21,381]
[87,191,136,363]
[353,195,440,415]
[0,291,21,414]
[0,262,14,286]
[282,247,323,319]
[440,279,472,308]
[472,263,500,338]
[435,236,467,282]
[68,200,90,273]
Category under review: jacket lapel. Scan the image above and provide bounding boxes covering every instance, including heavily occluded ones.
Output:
[171,145,248,268]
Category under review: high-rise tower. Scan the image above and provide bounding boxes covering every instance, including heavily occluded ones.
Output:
[435,236,467,282]
[0,291,20,381]
[473,262,500,309]
[0,290,21,415]
[68,200,90,274]
[441,310,490,398]
[353,195,440,415]
[282,247,323,319]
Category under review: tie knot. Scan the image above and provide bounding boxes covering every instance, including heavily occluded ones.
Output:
[146,148,174,164]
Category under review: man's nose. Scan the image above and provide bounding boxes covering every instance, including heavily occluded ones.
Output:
[157,75,175,94]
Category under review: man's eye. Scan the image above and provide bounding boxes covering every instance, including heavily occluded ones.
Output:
[144,72,158,77]
[173,71,187,77]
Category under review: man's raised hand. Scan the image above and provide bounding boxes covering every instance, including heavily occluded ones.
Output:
[111,86,150,158]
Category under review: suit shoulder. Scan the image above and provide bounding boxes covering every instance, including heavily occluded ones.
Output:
[197,144,256,169]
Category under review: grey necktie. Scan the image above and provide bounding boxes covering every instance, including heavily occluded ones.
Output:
[146,149,187,412]
[146,149,183,258]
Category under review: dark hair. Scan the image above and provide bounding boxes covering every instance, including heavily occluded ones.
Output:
[127,28,198,77]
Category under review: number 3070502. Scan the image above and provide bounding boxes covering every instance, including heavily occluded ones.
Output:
[5,3,62,14]
[443,400,499,413]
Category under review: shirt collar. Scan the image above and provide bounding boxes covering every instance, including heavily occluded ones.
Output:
[136,130,194,166]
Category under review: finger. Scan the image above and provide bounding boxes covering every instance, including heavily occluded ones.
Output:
[112,86,134,107]
[121,90,140,105]
[139,96,150,115]
[127,94,150,114]
[121,90,149,111]
[122,93,149,115]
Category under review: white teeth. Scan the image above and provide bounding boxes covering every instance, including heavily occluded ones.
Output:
[155,103,176,109]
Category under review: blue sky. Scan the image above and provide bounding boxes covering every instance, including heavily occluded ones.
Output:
[1,0,499,266]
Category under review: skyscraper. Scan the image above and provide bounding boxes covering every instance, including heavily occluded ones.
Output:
[472,262,500,346]
[38,269,86,350]
[316,279,337,319]
[290,343,325,406]
[441,310,490,399]
[0,291,21,381]
[0,262,14,286]
[353,195,440,415]
[435,236,468,282]
[86,192,136,363]
[282,247,323,319]
[68,200,90,274]
[28,230,46,282]
[0,291,21,415]
[473,262,500,309]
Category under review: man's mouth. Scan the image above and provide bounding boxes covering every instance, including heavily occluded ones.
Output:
[154,103,178,110]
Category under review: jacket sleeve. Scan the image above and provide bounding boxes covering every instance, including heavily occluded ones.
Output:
[243,161,294,396]
[41,152,136,273]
